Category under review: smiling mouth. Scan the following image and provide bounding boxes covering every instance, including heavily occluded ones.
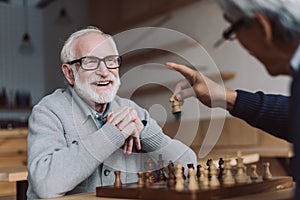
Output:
[94,81,112,87]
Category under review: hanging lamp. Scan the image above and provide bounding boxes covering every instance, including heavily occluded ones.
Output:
[56,0,72,25]
[19,0,34,54]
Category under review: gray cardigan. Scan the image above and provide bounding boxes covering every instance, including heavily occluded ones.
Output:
[27,86,197,199]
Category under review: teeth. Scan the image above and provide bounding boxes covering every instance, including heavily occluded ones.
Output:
[96,81,110,86]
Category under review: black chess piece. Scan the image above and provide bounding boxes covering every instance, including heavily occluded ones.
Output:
[166,161,176,188]
[206,159,212,179]
[218,158,224,180]
[182,166,186,180]
[157,154,166,182]
[196,164,201,180]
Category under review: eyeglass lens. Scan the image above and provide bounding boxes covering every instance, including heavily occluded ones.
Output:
[82,56,121,70]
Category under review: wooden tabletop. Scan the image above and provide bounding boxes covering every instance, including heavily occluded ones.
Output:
[0,166,28,182]
[43,186,294,200]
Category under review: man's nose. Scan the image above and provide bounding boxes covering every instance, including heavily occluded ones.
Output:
[95,61,109,76]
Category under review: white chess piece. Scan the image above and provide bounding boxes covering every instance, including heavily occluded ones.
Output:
[262,162,273,180]
[250,164,259,180]
[188,168,199,191]
[235,153,248,184]
[175,163,185,191]
[223,158,235,186]
[209,163,220,188]
[202,168,209,188]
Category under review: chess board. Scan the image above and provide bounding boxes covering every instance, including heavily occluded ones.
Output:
[96,176,293,200]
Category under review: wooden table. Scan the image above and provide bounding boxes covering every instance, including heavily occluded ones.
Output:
[43,185,295,200]
[0,166,28,200]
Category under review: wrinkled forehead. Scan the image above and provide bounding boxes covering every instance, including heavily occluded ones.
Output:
[72,32,118,58]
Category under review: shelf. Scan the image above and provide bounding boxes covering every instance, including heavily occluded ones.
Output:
[0,106,32,111]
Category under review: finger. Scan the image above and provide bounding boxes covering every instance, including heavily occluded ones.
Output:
[134,134,141,151]
[118,109,140,130]
[122,141,127,154]
[174,79,192,94]
[122,122,141,150]
[126,137,134,154]
[130,125,141,151]
[165,62,197,82]
[177,87,197,101]
[174,79,193,102]
[107,107,130,125]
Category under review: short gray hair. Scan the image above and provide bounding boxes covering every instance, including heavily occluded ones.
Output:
[217,0,300,44]
[60,26,117,63]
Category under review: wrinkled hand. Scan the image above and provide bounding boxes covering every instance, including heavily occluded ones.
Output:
[165,62,237,110]
[107,106,144,154]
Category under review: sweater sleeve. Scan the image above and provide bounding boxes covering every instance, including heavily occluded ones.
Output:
[229,90,290,142]
[27,105,125,198]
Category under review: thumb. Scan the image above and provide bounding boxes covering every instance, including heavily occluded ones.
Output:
[176,87,196,101]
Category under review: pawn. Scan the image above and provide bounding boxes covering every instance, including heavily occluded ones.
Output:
[114,170,122,187]
[166,162,176,188]
[206,159,212,178]
[188,168,199,191]
[250,164,259,180]
[198,166,205,184]
[145,171,152,187]
[182,167,186,180]
[209,163,220,188]
[218,158,224,180]
[235,154,248,184]
[223,158,235,186]
[175,163,185,191]
[137,171,144,187]
[201,168,209,188]
[196,164,201,180]
[262,162,273,180]
[157,154,166,182]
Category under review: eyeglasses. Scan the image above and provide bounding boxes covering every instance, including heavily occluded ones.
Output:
[66,55,122,70]
[214,19,245,48]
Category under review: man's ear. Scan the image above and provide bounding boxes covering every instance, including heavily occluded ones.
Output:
[254,12,273,44]
[62,64,75,85]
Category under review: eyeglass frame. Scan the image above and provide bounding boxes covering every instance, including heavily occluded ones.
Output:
[222,19,245,41]
[66,55,122,71]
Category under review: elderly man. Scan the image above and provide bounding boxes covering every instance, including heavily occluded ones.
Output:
[27,26,196,199]
[166,0,300,199]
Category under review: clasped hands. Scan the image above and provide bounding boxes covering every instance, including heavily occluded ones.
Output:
[107,106,144,154]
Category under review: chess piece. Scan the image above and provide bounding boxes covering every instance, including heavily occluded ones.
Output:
[218,158,224,180]
[187,163,194,179]
[114,170,122,187]
[235,154,248,184]
[250,164,259,180]
[196,164,201,180]
[188,168,199,191]
[262,162,273,180]
[158,154,164,168]
[175,163,185,191]
[182,167,186,180]
[222,158,235,186]
[198,166,205,184]
[137,171,145,187]
[147,158,156,183]
[202,168,209,188]
[170,94,181,114]
[209,163,220,188]
[206,159,212,178]
[145,171,152,187]
[166,161,176,188]
[157,154,166,182]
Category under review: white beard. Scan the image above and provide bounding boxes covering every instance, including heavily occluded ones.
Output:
[73,69,120,104]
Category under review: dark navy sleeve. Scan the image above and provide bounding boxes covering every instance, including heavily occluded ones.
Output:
[229,90,290,142]
[289,71,300,200]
